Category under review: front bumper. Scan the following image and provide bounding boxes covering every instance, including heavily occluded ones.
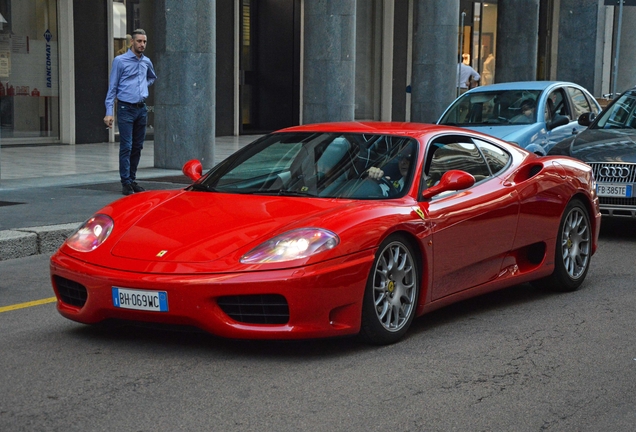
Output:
[50,250,374,340]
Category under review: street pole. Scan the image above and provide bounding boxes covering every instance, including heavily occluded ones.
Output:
[611,0,624,98]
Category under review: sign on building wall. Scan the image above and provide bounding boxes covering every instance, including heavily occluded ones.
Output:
[0,33,58,98]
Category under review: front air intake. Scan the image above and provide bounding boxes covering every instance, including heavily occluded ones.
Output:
[217,294,289,324]
[53,276,88,307]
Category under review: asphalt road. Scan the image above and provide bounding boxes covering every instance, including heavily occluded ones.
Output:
[1,219,635,432]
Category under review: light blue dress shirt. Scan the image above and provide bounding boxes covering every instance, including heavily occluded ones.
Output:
[105,50,157,116]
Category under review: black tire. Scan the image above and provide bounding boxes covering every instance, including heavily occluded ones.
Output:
[359,234,420,345]
[535,199,592,292]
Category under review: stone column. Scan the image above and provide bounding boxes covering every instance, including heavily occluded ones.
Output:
[153,0,216,170]
[495,0,540,83]
[303,0,356,124]
[556,0,604,94]
[411,0,458,124]
[614,6,636,93]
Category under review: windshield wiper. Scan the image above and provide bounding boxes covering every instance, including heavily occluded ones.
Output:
[190,183,216,192]
[276,189,317,197]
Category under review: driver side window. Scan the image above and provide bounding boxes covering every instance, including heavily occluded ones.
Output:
[550,90,570,120]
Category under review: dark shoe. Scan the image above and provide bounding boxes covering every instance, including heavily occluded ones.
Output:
[122,183,135,196]
[131,182,145,192]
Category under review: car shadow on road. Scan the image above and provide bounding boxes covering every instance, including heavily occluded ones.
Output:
[68,320,371,357]
[66,282,557,357]
[408,282,555,336]
[599,217,636,239]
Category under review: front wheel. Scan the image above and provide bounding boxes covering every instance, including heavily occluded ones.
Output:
[535,199,592,292]
[359,235,420,345]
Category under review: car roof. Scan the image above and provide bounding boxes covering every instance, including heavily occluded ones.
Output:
[276,121,456,138]
[465,81,583,92]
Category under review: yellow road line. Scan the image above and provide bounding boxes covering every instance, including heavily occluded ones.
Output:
[0,297,57,313]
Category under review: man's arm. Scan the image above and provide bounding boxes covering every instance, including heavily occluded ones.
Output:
[104,57,121,127]
[146,59,157,87]
[471,68,481,82]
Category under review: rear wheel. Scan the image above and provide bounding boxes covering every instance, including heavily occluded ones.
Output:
[537,199,591,292]
[360,235,420,345]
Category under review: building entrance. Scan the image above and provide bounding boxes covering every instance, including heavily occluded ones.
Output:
[240,0,300,133]
[459,1,498,86]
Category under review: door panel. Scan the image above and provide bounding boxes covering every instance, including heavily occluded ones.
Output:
[428,181,519,300]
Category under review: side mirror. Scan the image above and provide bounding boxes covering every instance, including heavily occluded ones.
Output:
[182,159,203,182]
[577,112,596,126]
[421,170,475,200]
[547,114,570,130]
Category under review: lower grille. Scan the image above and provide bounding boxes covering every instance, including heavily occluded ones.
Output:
[217,294,289,324]
[599,196,636,207]
[53,276,88,307]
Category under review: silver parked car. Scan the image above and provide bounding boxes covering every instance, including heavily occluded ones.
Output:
[549,87,636,218]
[438,81,601,155]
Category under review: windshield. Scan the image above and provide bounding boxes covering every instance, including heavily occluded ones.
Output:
[593,90,636,130]
[439,89,542,126]
[194,132,418,199]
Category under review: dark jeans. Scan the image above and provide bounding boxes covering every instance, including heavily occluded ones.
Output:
[117,103,147,186]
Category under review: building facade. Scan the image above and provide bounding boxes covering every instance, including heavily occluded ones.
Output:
[0,0,633,167]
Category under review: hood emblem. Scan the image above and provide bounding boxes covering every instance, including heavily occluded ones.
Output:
[156,250,168,257]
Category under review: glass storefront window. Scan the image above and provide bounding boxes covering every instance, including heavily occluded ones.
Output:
[0,0,59,141]
[460,1,497,86]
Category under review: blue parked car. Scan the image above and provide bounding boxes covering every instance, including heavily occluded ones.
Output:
[437,81,601,155]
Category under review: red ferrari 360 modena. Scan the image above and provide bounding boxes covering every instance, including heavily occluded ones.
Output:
[50,122,601,345]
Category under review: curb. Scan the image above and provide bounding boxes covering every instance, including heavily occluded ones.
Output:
[0,222,81,261]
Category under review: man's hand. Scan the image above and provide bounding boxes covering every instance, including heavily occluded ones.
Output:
[104,116,114,128]
[367,167,385,180]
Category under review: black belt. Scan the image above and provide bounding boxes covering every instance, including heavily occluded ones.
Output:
[118,99,145,108]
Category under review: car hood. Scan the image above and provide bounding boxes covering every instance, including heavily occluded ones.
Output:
[568,129,636,163]
[108,191,363,264]
[460,124,539,145]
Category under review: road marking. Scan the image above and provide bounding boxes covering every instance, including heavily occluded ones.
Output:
[0,297,57,313]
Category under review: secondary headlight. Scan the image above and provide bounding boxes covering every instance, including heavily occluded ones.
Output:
[66,214,114,252]
[240,228,340,264]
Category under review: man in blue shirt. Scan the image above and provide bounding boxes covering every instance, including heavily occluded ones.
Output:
[104,28,157,196]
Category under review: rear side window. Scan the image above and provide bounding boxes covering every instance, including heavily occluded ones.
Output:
[425,140,490,186]
[473,139,511,175]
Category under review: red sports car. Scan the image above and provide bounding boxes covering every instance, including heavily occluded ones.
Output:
[50,122,601,345]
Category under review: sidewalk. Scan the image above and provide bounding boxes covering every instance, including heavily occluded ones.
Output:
[0,136,258,261]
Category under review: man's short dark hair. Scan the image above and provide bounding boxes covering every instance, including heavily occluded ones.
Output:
[132,29,146,37]
[521,98,535,109]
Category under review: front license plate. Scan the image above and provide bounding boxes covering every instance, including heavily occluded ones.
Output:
[596,183,632,198]
[112,287,169,312]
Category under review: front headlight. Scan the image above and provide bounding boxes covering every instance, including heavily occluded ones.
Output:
[240,228,340,264]
[66,214,114,252]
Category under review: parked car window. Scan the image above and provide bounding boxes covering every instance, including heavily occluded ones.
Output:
[595,92,636,129]
[472,138,511,175]
[567,87,594,119]
[438,90,542,126]
[550,89,569,119]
